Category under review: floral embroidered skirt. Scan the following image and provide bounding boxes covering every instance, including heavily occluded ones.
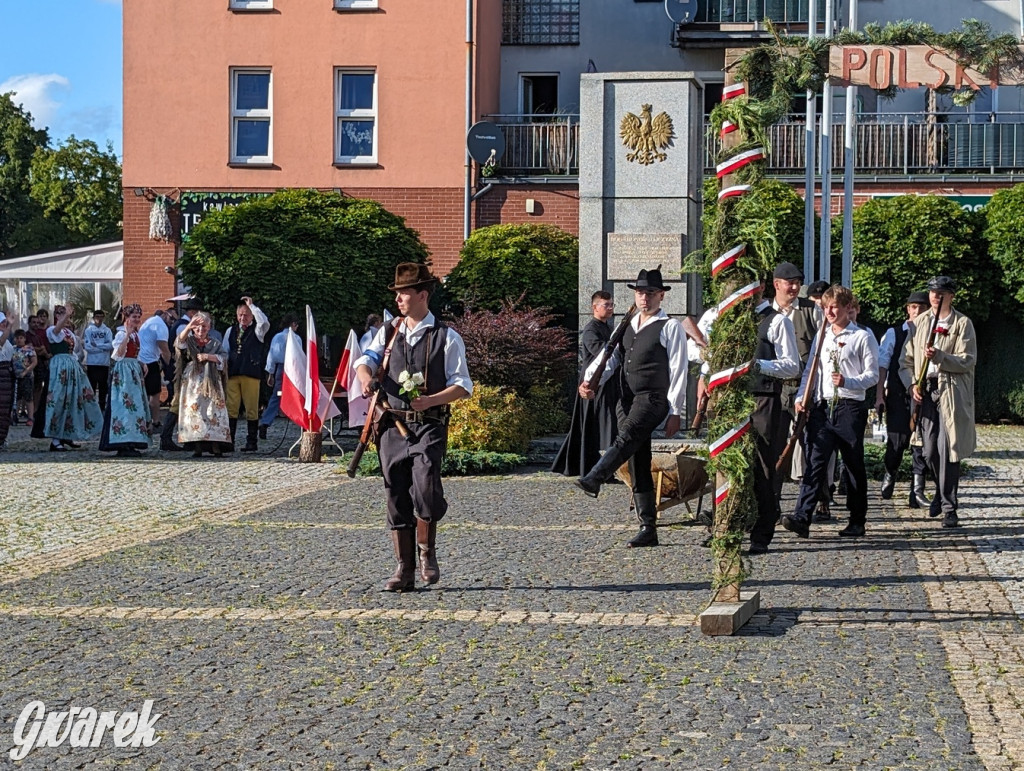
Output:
[100,358,152,449]
[178,372,232,447]
[44,354,103,441]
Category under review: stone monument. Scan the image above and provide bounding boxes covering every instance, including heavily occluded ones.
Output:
[578,72,705,330]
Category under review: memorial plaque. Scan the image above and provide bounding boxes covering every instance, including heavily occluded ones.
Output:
[607,233,683,280]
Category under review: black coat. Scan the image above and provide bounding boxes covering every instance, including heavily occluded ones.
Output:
[551,319,620,476]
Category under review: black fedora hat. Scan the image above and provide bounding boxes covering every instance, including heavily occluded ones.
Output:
[389,262,438,292]
[627,265,671,292]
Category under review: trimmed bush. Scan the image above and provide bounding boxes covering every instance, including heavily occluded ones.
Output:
[850,195,993,326]
[180,189,428,336]
[443,224,579,324]
[975,309,1024,423]
[447,385,534,454]
[983,183,1024,323]
[352,448,526,477]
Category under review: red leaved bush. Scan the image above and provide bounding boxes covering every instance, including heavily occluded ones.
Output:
[450,303,575,397]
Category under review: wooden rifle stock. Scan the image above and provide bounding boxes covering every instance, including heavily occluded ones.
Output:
[776,324,828,472]
[346,318,408,478]
[909,298,943,433]
[690,391,709,433]
[584,304,637,393]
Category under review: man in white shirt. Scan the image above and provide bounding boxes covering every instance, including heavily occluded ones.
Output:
[576,266,688,548]
[258,313,298,439]
[83,309,114,410]
[138,309,171,427]
[355,263,473,592]
[783,285,879,539]
[747,289,800,554]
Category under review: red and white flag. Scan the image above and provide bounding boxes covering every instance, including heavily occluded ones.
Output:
[280,306,340,432]
[338,329,369,427]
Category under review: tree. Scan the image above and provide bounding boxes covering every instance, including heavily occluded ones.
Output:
[443,224,579,324]
[0,93,49,256]
[30,136,122,245]
[850,195,994,326]
[179,189,429,337]
[983,183,1024,323]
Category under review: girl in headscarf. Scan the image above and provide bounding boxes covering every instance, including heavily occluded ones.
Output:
[34,303,103,451]
[99,303,152,457]
[175,311,232,457]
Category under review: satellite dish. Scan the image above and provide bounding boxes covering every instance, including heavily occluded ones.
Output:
[665,0,693,25]
[467,121,506,165]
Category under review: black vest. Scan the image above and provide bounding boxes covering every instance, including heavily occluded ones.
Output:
[227,324,265,378]
[620,318,669,395]
[751,306,781,396]
[885,323,909,399]
[385,323,448,410]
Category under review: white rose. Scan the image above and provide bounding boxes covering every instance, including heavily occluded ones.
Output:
[398,370,410,382]
[411,372,425,385]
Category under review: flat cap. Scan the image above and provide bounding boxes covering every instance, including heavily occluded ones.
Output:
[906,291,929,306]
[773,261,804,281]
[927,275,956,293]
[806,280,830,297]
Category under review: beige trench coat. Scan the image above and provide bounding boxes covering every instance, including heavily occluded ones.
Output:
[898,308,977,462]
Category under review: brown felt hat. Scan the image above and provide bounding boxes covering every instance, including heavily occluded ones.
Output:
[388,263,437,292]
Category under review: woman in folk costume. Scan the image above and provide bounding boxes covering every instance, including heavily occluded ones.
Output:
[175,311,232,458]
[35,303,103,451]
[99,303,152,457]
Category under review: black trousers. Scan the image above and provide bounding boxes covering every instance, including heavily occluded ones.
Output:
[87,365,110,410]
[613,389,670,494]
[793,399,869,526]
[884,431,927,476]
[750,393,784,547]
[919,381,961,514]
[378,420,449,530]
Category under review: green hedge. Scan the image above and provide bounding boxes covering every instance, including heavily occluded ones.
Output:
[350,449,527,477]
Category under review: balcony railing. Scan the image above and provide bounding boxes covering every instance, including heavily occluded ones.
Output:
[486,113,1024,178]
[693,0,827,25]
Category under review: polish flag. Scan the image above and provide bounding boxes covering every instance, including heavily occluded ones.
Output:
[338,329,369,426]
[280,306,340,432]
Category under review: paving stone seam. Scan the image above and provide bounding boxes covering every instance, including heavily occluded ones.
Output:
[0,479,345,587]
[224,521,646,532]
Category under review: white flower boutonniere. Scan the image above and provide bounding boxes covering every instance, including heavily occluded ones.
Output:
[398,370,425,400]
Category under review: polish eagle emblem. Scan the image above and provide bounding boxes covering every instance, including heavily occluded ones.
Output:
[620,104,674,165]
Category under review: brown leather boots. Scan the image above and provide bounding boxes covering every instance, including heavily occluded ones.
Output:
[417,519,440,584]
[383,521,440,592]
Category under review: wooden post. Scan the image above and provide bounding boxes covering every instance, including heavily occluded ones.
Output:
[298,430,323,463]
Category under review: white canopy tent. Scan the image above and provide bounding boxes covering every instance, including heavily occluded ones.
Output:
[0,241,123,330]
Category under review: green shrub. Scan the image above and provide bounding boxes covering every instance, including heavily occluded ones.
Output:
[863,442,912,481]
[443,224,579,324]
[974,309,1024,423]
[522,381,571,435]
[180,189,428,336]
[850,195,994,326]
[447,385,534,454]
[983,183,1024,323]
[351,448,526,477]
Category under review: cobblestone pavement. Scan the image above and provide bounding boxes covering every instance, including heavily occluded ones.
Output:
[0,421,1021,769]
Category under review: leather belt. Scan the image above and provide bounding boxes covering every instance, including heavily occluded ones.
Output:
[387,407,450,425]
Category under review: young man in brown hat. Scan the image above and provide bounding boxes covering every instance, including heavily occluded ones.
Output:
[876,290,931,507]
[899,276,976,529]
[354,263,473,592]
[575,266,689,548]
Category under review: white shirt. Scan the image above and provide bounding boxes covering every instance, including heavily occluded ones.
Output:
[877,321,912,370]
[797,322,880,403]
[688,307,718,374]
[83,323,114,366]
[585,309,689,417]
[927,313,953,377]
[354,313,473,396]
[0,340,13,363]
[138,314,169,365]
[265,328,292,373]
[754,300,801,380]
[222,303,270,350]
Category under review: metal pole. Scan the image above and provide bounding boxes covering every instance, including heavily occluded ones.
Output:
[819,0,834,284]
[464,0,474,241]
[841,0,857,288]
[803,0,818,280]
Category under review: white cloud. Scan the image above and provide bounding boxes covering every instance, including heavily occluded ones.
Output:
[0,73,71,128]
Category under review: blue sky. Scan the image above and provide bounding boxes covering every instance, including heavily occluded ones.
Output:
[0,0,122,157]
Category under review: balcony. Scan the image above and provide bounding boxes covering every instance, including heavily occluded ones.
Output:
[673,0,828,47]
[485,113,1024,180]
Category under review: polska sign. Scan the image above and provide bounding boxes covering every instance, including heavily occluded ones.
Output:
[830,45,1024,90]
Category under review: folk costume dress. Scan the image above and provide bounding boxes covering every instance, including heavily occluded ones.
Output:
[175,333,232,454]
[38,325,103,442]
[551,317,620,477]
[99,330,152,451]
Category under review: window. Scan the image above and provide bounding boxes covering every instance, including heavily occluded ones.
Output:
[520,74,559,115]
[503,0,579,45]
[229,0,273,10]
[335,69,377,164]
[334,0,378,9]
[230,68,272,164]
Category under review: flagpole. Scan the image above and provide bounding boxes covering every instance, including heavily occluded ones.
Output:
[317,362,346,456]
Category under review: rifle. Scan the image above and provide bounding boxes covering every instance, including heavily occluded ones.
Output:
[776,323,828,472]
[690,388,709,434]
[346,319,411,478]
[584,304,637,393]
[909,295,943,433]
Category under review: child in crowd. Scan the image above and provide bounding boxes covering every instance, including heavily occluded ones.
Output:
[11,329,37,424]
